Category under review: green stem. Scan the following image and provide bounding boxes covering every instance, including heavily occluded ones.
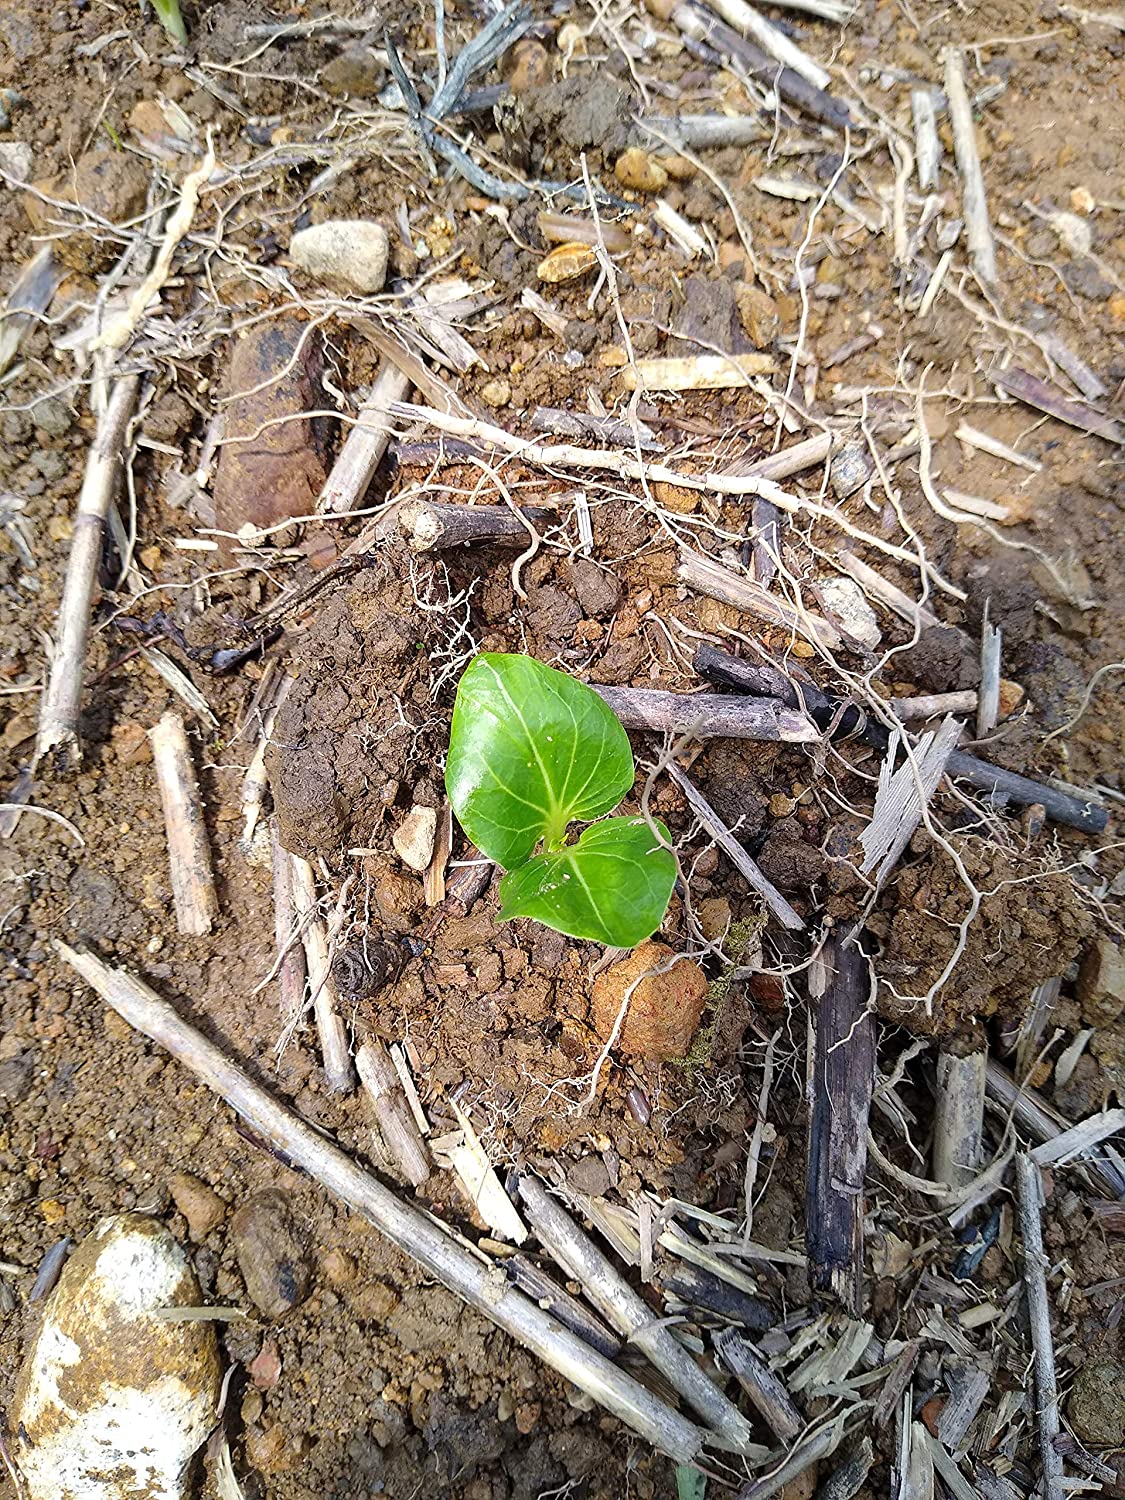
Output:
[150,0,188,46]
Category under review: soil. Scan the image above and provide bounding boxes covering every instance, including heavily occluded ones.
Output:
[1,1,1123,1497]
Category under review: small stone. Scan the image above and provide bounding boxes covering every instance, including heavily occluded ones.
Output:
[289,219,389,294]
[997,679,1025,719]
[393,805,437,872]
[829,440,873,499]
[1070,184,1096,214]
[0,1053,33,1104]
[1068,1361,1125,1446]
[12,1215,221,1500]
[770,793,796,818]
[1109,293,1125,323]
[39,1199,66,1225]
[651,480,699,514]
[697,896,731,942]
[515,1402,541,1434]
[351,1279,399,1323]
[0,141,32,181]
[1077,939,1125,1026]
[568,557,622,619]
[591,940,708,1060]
[168,1171,226,1240]
[736,283,781,348]
[320,1248,356,1287]
[248,1337,283,1391]
[790,640,815,659]
[614,148,668,194]
[1063,258,1114,300]
[230,1190,312,1319]
[819,575,881,651]
[480,377,512,408]
[507,38,551,94]
[47,514,72,543]
[321,46,386,98]
[567,1157,611,1196]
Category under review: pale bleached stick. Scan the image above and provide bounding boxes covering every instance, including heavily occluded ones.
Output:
[92,144,215,353]
[593,684,818,745]
[1015,1154,1065,1500]
[678,548,842,651]
[955,423,1042,473]
[149,711,218,936]
[517,1174,755,1450]
[355,1041,431,1189]
[288,855,355,1094]
[319,362,413,514]
[911,88,941,191]
[270,818,306,1028]
[943,49,997,283]
[1029,1107,1125,1169]
[977,609,1002,739]
[986,1061,1125,1198]
[727,431,834,482]
[619,352,775,392]
[36,374,140,766]
[703,0,830,88]
[834,551,947,630]
[933,1050,986,1191]
[665,763,804,931]
[53,943,707,1464]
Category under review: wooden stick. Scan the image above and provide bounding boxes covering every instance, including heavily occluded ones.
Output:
[1037,331,1107,403]
[933,1050,986,1191]
[985,1062,1125,1198]
[148,711,218,936]
[53,943,708,1464]
[640,114,765,150]
[665,763,804,931]
[678,548,842,651]
[728,431,834,483]
[992,366,1123,446]
[35,374,140,766]
[911,88,941,191]
[398,499,549,552]
[703,0,830,88]
[943,49,996,283]
[1015,1154,1065,1500]
[270,818,306,1027]
[736,1419,847,1500]
[319,362,412,514]
[592,684,818,744]
[506,1254,623,1359]
[805,939,874,1313]
[516,1174,755,1451]
[888,689,980,720]
[355,1041,431,1188]
[288,856,355,1094]
[694,642,1109,833]
[714,1329,802,1442]
[1029,1107,1125,1170]
[833,551,946,631]
[977,608,1002,740]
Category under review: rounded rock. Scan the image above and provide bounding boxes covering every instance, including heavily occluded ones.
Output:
[12,1214,221,1500]
[289,219,389,295]
[614,148,668,194]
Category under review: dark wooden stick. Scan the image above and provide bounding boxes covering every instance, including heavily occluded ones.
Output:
[505,1255,623,1360]
[805,937,874,1314]
[657,1262,775,1330]
[993,367,1123,446]
[398,499,550,551]
[694,643,1109,833]
[714,1330,803,1442]
[592,685,818,743]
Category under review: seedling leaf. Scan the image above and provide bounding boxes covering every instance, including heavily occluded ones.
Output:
[446,653,634,870]
[498,817,676,947]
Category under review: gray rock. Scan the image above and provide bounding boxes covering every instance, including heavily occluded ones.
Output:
[230,1189,312,1318]
[829,441,872,499]
[321,46,386,98]
[289,219,389,295]
[1068,1361,1125,1446]
[0,1053,33,1104]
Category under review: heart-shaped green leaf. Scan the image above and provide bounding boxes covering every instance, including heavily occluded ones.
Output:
[446,653,634,871]
[497,816,677,947]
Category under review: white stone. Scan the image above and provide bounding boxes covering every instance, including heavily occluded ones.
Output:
[289,219,389,294]
[393,805,437,872]
[13,1214,221,1500]
[819,576,881,651]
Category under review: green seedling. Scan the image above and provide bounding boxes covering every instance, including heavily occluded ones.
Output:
[150,0,188,46]
[446,653,676,947]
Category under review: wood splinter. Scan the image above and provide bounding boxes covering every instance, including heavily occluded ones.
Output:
[149,711,218,937]
[398,499,550,552]
[288,854,355,1095]
[593,684,818,744]
[356,1040,431,1189]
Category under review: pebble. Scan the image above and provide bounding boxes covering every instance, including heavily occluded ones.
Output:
[480,377,512,407]
[289,219,389,294]
[829,440,873,499]
[230,1189,312,1319]
[393,805,437,872]
[508,38,551,94]
[651,479,699,514]
[614,148,668,193]
[736,283,781,348]
[321,46,386,99]
[1077,938,1124,1026]
[1068,1361,1125,1446]
[591,940,708,1060]
[24,149,149,274]
[249,1337,283,1391]
[168,1170,226,1240]
[819,575,881,651]
[12,1215,221,1500]
[769,793,796,818]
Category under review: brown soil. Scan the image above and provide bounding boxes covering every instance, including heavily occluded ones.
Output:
[1,0,1123,1497]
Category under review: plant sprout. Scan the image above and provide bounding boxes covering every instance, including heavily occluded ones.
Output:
[151,0,188,46]
[445,653,676,947]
